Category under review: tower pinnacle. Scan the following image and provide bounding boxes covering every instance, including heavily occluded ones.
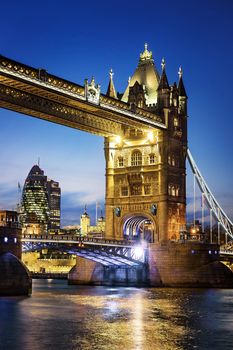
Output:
[161,58,166,70]
[106,68,117,99]
[139,43,153,64]
[158,58,169,91]
[178,66,183,78]
[178,66,187,97]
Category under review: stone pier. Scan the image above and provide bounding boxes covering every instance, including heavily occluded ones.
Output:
[68,256,148,286]
[148,241,233,288]
[0,211,31,296]
[68,242,233,288]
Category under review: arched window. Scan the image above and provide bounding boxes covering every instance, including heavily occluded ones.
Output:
[118,156,124,167]
[137,99,143,108]
[149,154,156,164]
[172,186,176,196]
[131,151,142,166]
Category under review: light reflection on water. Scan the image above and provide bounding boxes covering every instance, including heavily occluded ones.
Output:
[0,280,233,350]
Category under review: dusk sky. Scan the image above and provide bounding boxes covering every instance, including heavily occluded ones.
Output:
[0,0,233,226]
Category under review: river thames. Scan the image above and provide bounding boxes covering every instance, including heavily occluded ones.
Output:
[0,279,233,350]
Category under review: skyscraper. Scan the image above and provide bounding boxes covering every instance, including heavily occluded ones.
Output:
[21,165,60,234]
[47,179,61,231]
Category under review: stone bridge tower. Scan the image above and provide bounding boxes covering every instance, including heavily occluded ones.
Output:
[105,44,187,242]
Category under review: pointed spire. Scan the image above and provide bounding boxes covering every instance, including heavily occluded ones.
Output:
[178,66,187,97]
[106,68,118,99]
[157,58,170,90]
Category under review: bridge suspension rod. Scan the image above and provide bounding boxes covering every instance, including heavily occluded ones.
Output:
[187,149,233,240]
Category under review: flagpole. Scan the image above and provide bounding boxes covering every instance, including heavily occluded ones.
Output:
[17,182,21,213]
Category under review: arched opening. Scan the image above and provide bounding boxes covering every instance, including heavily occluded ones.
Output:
[123,215,155,243]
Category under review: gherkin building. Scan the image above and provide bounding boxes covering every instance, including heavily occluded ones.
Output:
[22,165,50,230]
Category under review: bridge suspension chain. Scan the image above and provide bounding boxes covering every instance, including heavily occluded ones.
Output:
[187,149,233,241]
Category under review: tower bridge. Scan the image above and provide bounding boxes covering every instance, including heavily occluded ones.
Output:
[1,44,233,291]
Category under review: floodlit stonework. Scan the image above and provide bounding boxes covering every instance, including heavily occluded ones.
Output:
[105,45,187,242]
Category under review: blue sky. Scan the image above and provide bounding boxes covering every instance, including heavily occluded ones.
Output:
[0,0,233,226]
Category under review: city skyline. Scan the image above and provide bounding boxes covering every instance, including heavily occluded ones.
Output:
[1,0,233,226]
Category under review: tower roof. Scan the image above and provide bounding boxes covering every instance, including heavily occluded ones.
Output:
[106,69,117,99]
[81,205,89,218]
[121,43,160,105]
[178,67,187,97]
[28,165,44,177]
[157,58,170,90]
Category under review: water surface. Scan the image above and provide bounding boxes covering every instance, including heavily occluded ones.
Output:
[0,279,233,350]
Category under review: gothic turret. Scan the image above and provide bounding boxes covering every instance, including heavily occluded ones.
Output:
[80,205,90,235]
[106,69,118,99]
[128,81,146,109]
[157,58,170,109]
[177,67,187,114]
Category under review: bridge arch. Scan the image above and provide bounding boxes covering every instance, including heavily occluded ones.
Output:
[121,213,157,243]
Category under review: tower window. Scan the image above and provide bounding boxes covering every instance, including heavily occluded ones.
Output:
[118,157,124,167]
[131,184,142,196]
[121,186,128,196]
[172,156,175,166]
[174,118,179,127]
[131,151,142,166]
[168,184,180,196]
[144,185,151,195]
[137,99,143,108]
[149,154,156,164]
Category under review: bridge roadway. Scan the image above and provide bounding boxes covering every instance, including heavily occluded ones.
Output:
[21,234,233,263]
[21,234,146,267]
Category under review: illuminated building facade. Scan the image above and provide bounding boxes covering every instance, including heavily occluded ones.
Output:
[21,165,61,234]
[47,179,61,231]
[79,206,105,235]
[105,44,187,242]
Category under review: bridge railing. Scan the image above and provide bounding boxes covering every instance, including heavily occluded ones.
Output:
[21,234,138,247]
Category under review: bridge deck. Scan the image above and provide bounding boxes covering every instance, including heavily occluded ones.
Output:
[21,234,136,248]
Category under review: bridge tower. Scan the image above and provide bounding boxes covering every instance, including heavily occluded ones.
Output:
[105,45,187,241]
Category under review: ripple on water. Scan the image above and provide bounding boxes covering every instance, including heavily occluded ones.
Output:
[0,280,233,350]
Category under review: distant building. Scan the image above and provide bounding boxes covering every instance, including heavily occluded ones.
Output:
[21,165,60,234]
[0,210,22,259]
[0,210,19,227]
[80,206,90,235]
[62,206,105,236]
[80,206,105,235]
[47,179,61,231]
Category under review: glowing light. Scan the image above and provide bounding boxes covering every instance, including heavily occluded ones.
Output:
[115,135,121,144]
[4,237,8,243]
[147,131,154,142]
[133,246,144,260]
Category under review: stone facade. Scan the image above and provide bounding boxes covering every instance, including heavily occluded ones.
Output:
[105,45,187,242]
